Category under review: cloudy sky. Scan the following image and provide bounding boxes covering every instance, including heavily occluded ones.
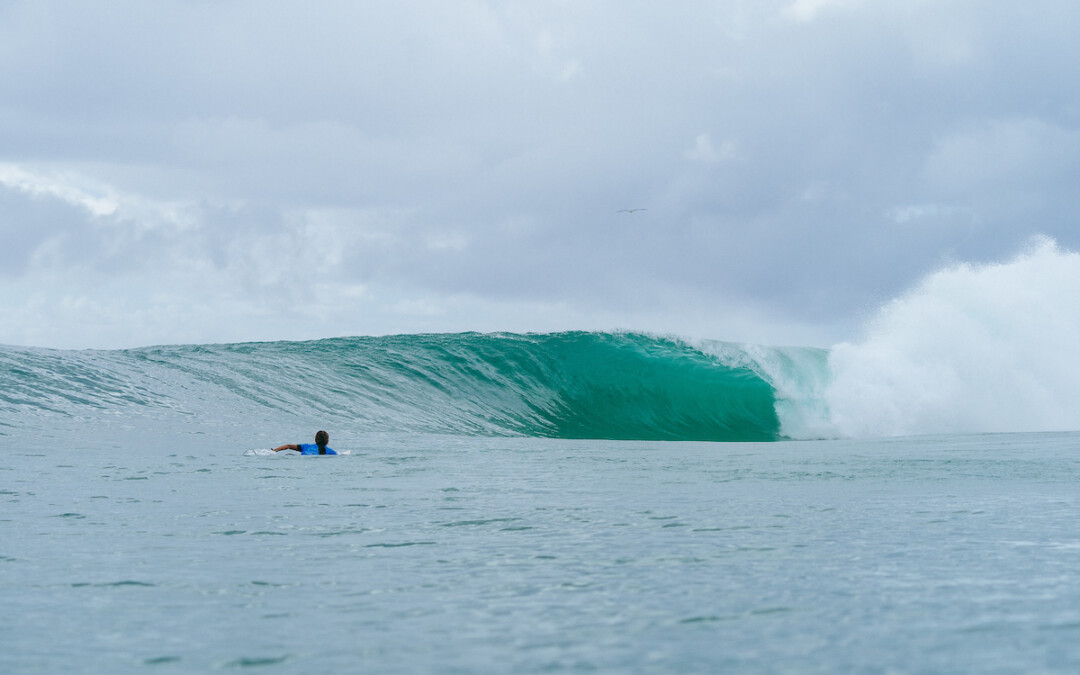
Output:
[2,0,1079,349]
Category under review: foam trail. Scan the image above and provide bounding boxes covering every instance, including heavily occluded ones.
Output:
[823,237,1080,437]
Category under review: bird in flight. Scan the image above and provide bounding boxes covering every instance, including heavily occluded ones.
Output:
[617,208,647,213]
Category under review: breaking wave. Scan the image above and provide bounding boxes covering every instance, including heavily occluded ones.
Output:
[3,238,1078,441]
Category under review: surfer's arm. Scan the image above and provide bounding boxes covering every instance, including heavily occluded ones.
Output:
[272,444,300,452]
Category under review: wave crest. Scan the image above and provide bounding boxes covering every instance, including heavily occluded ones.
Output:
[1,332,809,442]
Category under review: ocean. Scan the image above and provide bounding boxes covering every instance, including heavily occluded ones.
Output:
[3,329,1080,673]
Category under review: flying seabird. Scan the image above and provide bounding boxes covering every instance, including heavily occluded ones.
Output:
[616,208,647,213]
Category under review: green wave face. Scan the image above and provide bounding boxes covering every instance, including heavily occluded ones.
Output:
[496,332,782,441]
[1,332,818,442]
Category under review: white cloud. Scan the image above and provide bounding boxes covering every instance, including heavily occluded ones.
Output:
[424,231,469,252]
[784,0,862,22]
[0,163,118,217]
[684,133,737,164]
[888,204,970,224]
[0,162,199,232]
[559,60,583,83]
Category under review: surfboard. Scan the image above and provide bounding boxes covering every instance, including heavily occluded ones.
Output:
[244,448,351,456]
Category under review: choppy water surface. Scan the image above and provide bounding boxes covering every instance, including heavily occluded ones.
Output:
[4,430,1080,673]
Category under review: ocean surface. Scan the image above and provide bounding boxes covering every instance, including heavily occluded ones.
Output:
[3,328,1080,672]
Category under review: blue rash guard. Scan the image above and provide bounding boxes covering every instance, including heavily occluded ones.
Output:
[298,443,337,455]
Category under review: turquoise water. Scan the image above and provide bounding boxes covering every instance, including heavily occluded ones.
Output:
[0,333,814,442]
[4,332,1080,672]
[5,429,1080,673]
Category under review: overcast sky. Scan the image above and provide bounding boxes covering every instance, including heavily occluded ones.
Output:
[2,0,1079,349]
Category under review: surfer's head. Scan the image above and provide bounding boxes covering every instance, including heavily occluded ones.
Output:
[315,430,329,448]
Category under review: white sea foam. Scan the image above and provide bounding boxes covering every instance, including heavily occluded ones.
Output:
[706,341,832,440]
[821,236,1080,437]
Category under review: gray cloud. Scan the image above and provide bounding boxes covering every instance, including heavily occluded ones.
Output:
[2,0,1080,348]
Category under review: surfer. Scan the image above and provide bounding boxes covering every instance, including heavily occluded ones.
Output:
[272,430,337,455]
